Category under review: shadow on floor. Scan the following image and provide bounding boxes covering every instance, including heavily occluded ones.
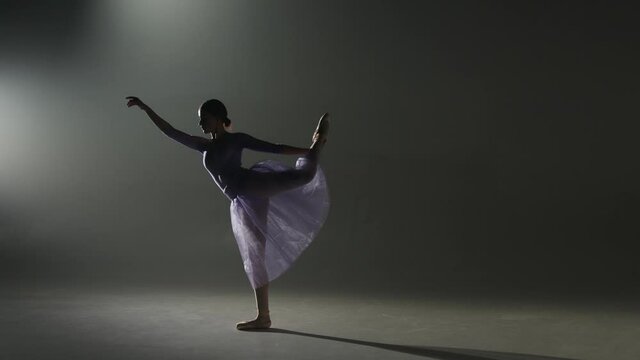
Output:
[255,328,581,360]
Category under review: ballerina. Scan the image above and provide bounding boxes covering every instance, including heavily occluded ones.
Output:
[126,96,330,330]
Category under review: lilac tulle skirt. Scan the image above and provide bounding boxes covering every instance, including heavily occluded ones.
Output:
[229,157,330,289]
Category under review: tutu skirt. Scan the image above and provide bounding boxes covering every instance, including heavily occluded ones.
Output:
[229,157,330,289]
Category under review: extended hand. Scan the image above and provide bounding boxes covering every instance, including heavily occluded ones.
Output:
[126,96,149,110]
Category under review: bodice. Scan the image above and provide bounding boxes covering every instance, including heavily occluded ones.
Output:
[201,132,283,200]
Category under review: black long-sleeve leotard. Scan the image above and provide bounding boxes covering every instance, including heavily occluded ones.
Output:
[202,132,284,200]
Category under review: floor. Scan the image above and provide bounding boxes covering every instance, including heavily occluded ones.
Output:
[1,286,637,360]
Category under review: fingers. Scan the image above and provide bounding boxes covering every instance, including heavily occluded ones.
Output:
[125,96,141,108]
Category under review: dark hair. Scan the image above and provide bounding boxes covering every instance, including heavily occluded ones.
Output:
[200,99,231,127]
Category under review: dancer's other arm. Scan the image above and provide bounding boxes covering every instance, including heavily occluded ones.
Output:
[126,96,209,153]
[239,132,309,156]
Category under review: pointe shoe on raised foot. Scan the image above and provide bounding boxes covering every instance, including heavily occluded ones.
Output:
[236,316,272,331]
[313,112,330,144]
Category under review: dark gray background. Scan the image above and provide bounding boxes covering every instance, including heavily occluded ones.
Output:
[1,0,639,299]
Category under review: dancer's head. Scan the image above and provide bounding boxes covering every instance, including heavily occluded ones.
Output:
[198,99,231,134]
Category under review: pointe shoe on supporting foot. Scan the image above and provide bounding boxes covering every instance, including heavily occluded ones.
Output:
[236,315,272,331]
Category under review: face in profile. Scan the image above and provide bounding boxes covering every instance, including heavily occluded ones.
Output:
[198,109,217,134]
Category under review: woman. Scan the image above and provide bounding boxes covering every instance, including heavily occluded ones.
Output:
[126,96,330,330]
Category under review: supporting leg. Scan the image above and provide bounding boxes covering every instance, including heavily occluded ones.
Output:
[236,283,272,330]
[236,198,272,330]
[255,283,270,318]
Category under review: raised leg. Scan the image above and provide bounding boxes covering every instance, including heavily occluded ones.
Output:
[236,154,319,198]
[309,112,329,159]
[235,113,330,199]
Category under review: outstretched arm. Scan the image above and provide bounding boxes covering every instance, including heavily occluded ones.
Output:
[239,132,309,156]
[126,96,209,153]
[280,145,311,156]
